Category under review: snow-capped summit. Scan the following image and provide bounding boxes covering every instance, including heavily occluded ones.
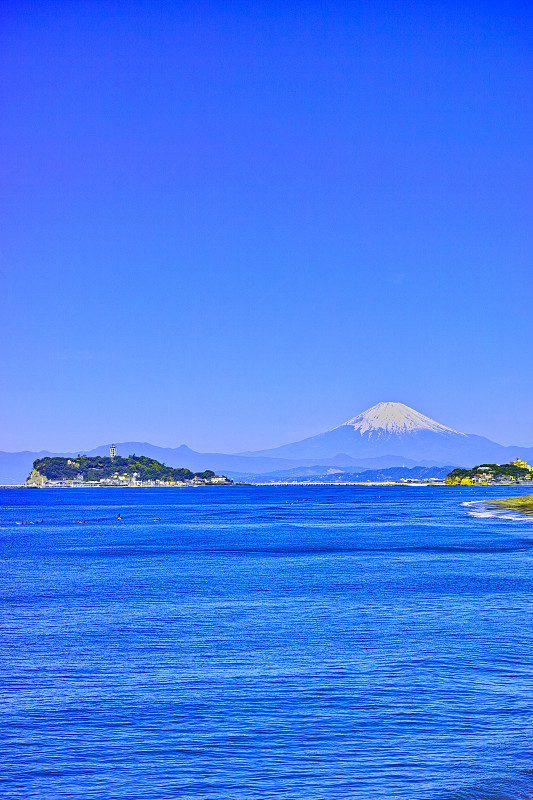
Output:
[243,400,506,465]
[341,401,462,437]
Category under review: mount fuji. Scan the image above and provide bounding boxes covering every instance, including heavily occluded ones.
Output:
[2,402,532,484]
[242,402,533,467]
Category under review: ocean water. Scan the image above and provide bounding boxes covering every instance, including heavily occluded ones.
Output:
[2,485,533,800]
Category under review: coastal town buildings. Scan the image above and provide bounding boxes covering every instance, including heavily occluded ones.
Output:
[511,457,532,471]
[446,460,533,486]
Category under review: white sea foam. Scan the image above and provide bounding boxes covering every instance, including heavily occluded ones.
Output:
[467,506,532,522]
[468,510,497,518]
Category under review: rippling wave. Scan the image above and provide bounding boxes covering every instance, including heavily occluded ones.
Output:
[462,499,533,523]
[2,485,533,799]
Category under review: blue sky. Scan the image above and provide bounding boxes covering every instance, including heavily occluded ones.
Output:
[1,0,532,452]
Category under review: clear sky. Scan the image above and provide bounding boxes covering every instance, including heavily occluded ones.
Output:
[1,0,532,453]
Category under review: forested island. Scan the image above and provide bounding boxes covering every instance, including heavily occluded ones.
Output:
[25,456,232,487]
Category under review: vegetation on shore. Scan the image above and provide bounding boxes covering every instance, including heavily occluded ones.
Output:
[446,461,532,485]
[27,455,217,484]
[488,494,533,515]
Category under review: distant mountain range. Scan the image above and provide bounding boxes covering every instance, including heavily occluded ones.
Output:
[0,443,422,485]
[230,465,455,483]
[1,401,532,485]
[241,402,533,466]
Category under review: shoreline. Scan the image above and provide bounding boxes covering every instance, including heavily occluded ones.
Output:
[1,483,244,489]
[487,493,533,516]
[3,482,444,489]
[3,481,532,489]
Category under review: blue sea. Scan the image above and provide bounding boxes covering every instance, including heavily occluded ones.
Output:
[2,485,533,800]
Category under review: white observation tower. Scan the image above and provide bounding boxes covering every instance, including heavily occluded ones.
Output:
[110,443,116,459]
